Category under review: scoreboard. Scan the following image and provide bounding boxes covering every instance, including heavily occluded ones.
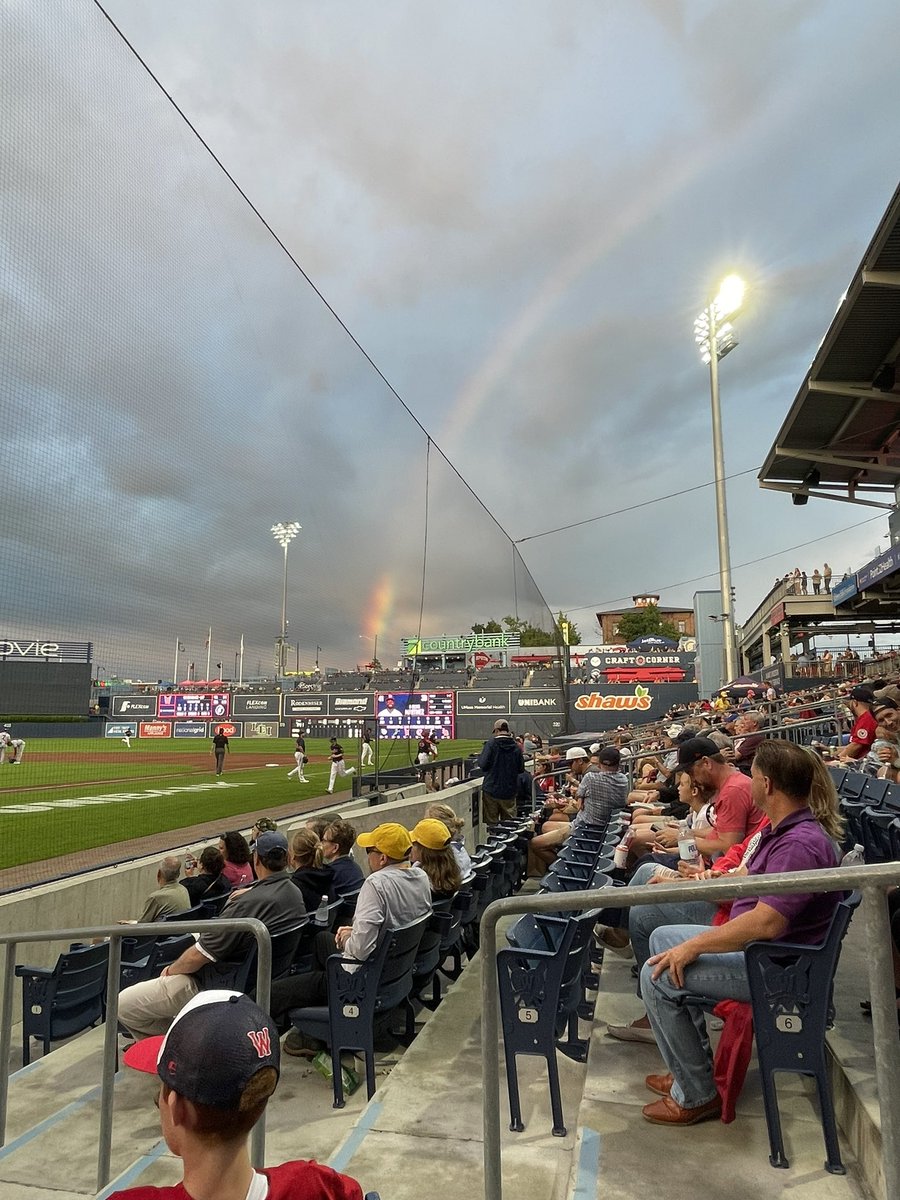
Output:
[375,691,455,740]
[157,693,231,720]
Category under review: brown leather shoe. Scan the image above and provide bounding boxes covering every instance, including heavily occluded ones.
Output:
[645,1072,674,1097]
[642,1094,721,1125]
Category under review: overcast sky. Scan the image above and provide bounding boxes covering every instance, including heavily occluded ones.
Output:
[2,0,900,677]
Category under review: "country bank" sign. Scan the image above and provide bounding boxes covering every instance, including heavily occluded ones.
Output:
[404,633,521,654]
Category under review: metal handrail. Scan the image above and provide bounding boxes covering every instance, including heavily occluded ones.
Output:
[480,863,900,1200]
[0,916,272,1191]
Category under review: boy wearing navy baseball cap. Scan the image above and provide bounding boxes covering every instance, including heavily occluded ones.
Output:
[113,990,362,1200]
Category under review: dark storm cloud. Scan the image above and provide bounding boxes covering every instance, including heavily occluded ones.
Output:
[2,0,899,674]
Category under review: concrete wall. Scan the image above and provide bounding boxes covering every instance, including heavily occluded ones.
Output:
[0,781,484,1021]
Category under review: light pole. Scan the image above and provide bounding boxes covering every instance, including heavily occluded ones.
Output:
[359,633,378,669]
[173,638,185,687]
[694,275,744,685]
[271,522,301,677]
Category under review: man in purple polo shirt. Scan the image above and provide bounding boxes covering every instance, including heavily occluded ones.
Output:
[637,739,842,1126]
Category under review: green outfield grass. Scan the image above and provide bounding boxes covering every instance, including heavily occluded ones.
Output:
[0,737,483,872]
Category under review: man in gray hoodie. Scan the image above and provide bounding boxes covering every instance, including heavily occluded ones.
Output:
[477,719,525,823]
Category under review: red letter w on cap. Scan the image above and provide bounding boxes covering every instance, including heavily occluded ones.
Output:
[247,1028,272,1058]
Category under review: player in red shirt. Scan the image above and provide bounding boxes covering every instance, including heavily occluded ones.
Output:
[112,991,362,1200]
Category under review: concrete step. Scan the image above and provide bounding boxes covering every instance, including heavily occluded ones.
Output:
[569,950,870,1200]
[331,951,590,1200]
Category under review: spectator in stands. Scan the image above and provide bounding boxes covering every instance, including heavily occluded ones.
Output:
[829,684,878,763]
[320,819,365,893]
[572,746,628,830]
[607,736,766,1043]
[408,818,462,900]
[219,831,254,889]
[730,711,765,773]
[650,737,764,858]
[249,817,278,855]
[527,748,589,874]
[119,832,306,1040]
[114,990,362,1200]
[636,740,842,1125]
[424,801,473,874]
[477,719,525,822]
[271,823,431,1054]
[288,829,336,911]
[306,812,344,839]
[181,846,230,906]
[128,857,191,923]
[867,697,900,781]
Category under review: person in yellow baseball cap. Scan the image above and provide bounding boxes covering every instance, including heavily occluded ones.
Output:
[356,822,412,860]
[272,821,431,1057]
[408,819,461,900]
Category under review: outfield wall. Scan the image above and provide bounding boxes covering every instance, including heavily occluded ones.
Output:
[0,781,482,1025]
[0,662,92,717]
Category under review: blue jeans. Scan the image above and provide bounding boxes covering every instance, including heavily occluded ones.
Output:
[641,924,751,1109]
[627,863,718,994]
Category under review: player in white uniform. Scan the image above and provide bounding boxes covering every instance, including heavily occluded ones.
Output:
[0,731,10,764]
[8,737,25,764]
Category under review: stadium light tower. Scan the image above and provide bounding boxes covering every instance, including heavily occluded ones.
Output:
[359,633,378,668]
[694,274,745,686]
[271,522,301,676]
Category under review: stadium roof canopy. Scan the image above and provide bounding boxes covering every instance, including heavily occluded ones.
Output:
[759,182,900,510]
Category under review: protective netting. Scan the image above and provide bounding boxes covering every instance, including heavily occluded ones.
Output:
[0,2,563,885]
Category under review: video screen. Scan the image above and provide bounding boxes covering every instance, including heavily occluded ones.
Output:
[375,691,455,740]
[157,692,230,720]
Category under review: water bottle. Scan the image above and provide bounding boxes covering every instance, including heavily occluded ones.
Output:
[841,844,866,867]
[314,895,330,927]
[613,827,635,870]
[677,821,701,869]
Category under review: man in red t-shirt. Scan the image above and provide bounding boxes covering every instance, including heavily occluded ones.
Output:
[112,990,362,1200]
[834,685,878,762]
[652,737,766,858]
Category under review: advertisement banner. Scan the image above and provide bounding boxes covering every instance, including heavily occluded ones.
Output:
[158,693,230,720]
[173,721,208,738]
[283,695,328,717]
[831,574,859,607]
[139,721,171,738]
[244,720,278,738]
[105,721,137,737]
[568,682,699,732]
[0,638,91,663]
[213,721,241,737]
[511,690,564,715]
[111,695,157,716]
[857,546,900,591]
[455,690,511,715]
[573,650,694,684]
[376,691,455,740]
[328,693,376,718]
[232,694,281,718]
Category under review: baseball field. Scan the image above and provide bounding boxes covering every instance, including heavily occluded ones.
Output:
[0,736,483,871]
